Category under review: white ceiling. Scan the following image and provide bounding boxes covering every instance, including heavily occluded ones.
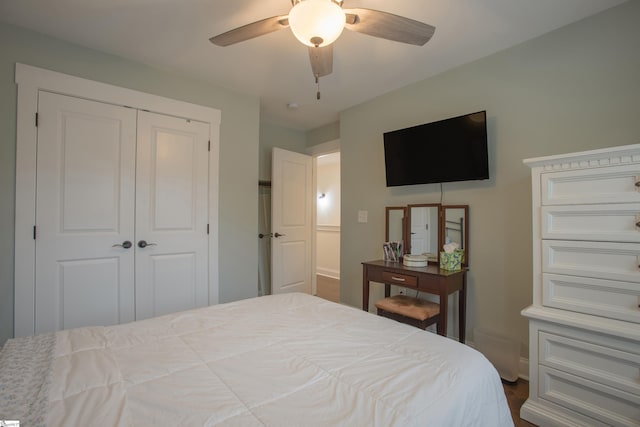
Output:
[0,0,626,130]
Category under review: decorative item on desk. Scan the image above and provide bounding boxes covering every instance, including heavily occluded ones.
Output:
[403,254,428,267]
[440,242,464,271]
[383,241,403,262]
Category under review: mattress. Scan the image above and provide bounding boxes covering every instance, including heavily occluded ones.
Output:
[1,293,513,426]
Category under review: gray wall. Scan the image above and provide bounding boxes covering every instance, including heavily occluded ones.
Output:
[307,122,340,147]
[0,23,261,345]
[339,1,640,356]
[258,120,339,182]
[258,122,306,181]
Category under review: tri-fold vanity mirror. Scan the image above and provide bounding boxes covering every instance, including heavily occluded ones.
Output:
[385,204,469,266]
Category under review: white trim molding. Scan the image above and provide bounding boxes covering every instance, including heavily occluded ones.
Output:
[524,143,640,170]
[306,139,340,157]
[316,269,340,280]
[316,225,340,232]
[14,63,221,337]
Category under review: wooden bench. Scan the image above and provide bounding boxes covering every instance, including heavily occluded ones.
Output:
[375,295,442,333]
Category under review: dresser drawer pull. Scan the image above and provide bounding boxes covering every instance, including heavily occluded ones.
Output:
[391,276,406,282]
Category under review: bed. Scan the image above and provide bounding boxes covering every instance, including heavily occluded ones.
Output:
[0,293,513,426]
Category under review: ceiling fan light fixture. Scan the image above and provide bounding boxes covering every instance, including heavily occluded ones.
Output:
[289,0,345,47]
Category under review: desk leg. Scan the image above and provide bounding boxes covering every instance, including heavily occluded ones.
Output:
[362,266,369,311]
[384,284,391,298]
[437,290,447,337]
[459,273,467,343]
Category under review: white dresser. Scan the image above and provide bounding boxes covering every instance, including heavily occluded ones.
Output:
[522,144,640,427]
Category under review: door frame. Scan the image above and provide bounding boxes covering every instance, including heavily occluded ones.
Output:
[307,139,340,297]
[14,63,221,337]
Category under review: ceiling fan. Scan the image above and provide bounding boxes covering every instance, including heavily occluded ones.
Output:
[209,0,435,99]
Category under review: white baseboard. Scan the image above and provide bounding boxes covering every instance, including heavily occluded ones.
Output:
[316,269,339,280]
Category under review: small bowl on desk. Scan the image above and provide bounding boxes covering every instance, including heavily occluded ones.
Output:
[403,254,428,267]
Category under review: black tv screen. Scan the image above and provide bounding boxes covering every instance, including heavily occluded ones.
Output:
[383,111,489,187]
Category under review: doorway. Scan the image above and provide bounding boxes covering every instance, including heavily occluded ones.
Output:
[258,182,271,296]
[313,151,340,303]
[257,144,340,302]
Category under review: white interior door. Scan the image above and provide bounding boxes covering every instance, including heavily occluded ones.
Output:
[35,91,137,333]
[135,111,210,319]
[271,148,312,294]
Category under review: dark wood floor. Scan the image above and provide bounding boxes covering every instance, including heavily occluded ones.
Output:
[316,274,340,303]
[503,379,537,426]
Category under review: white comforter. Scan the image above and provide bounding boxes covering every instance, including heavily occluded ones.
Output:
[4,293,513,426]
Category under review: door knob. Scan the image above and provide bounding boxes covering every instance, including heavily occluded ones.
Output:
[138,240,157,248]
[274,232,286,238]
[112,240,132,249]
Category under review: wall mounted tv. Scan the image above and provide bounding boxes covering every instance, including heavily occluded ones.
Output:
[383,111,489,187]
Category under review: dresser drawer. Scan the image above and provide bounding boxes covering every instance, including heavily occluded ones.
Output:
[541,164,640,206]
[538,330,640,395]
[543,274,640,323]
[381,271,418,287]
[541,204,640,242]
[538,366,640,426]
[542,240,640,283]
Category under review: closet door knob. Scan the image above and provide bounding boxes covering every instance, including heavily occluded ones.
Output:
[274,232,286,238]
[138,240,157,248]
[112,240,132,249]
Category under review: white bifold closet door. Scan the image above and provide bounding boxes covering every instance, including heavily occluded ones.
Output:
[34,91,209,334]
[134,111,209,321]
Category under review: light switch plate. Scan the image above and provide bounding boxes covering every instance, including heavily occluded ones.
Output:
[358,210,368,223]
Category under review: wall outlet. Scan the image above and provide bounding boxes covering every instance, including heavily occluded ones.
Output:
[398,289,405,295]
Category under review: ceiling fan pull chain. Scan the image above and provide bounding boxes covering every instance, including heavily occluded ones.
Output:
[316,74,321,100]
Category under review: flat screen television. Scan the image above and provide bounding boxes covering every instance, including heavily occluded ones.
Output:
[383,111,489,187]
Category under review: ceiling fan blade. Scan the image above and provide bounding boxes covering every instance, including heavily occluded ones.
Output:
[344,8,435,46]
[209,15,289,47]
[308,44,333,78]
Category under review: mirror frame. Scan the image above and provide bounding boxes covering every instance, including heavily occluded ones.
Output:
[442,205,469,267]
[407,203,442,262]
[385,206,407,244]
[385,203,469,267]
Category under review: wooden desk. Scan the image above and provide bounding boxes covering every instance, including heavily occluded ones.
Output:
[362,260,467,342]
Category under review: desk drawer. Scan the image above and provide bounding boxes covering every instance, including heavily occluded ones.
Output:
[382,271,417,287]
